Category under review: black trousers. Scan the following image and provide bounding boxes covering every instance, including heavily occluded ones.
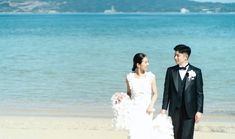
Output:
[172,106,195,139]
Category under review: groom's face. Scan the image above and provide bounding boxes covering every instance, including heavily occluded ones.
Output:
[174,51,188,65]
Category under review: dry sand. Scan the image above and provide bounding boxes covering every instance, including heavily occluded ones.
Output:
[0,116,234,139]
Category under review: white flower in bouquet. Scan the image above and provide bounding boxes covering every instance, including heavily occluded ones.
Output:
[111,92,129,105]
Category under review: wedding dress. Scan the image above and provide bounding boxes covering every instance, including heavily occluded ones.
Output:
[111,72,174,139]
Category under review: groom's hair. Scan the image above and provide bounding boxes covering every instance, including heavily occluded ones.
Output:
[174,44,191,57]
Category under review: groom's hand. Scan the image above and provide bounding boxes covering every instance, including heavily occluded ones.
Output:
[195,112,202,123]
[160,109,166,115]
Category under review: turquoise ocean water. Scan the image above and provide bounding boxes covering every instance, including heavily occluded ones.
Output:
[0,13,235,117]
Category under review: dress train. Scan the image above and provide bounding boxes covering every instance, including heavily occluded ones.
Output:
[111,92,174,139]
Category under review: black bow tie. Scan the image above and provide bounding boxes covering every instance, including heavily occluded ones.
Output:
[178,64,189,70]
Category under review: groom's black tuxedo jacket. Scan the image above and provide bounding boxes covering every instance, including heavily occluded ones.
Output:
[162,64,204,118]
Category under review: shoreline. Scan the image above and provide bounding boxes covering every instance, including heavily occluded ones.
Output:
[0,115,234,139]
[0,110,235,121]
[1,105,235,121]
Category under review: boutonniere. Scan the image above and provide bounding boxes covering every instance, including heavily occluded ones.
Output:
[186,70,196,80]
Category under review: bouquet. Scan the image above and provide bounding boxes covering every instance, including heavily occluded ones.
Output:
[111,92,130,105]
[111,92,132,130]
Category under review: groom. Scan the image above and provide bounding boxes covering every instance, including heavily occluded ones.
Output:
[161,44,204,139]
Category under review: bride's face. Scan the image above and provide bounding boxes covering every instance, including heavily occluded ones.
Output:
[138,57,149,72]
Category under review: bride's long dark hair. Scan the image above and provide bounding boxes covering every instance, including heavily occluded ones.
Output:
[132,53,147,71]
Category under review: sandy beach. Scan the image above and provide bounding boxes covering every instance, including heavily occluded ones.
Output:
[0,115,234,139]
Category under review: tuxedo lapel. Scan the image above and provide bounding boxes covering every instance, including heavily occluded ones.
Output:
[172,67,179,92]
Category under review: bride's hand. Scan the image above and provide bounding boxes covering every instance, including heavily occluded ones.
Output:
[146,106,155,114]
[160,109,167,115]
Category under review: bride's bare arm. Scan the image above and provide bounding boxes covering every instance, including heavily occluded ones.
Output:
[126,78,131,98]
[147,78,158,113]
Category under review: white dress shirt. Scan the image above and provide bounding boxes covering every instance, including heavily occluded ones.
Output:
[179,63,189,80]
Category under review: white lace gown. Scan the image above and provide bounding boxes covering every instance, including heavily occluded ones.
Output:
[127,71,154,139]
[111,71,174,139]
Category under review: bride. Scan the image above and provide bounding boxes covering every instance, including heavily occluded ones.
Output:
[111,53,173,139]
